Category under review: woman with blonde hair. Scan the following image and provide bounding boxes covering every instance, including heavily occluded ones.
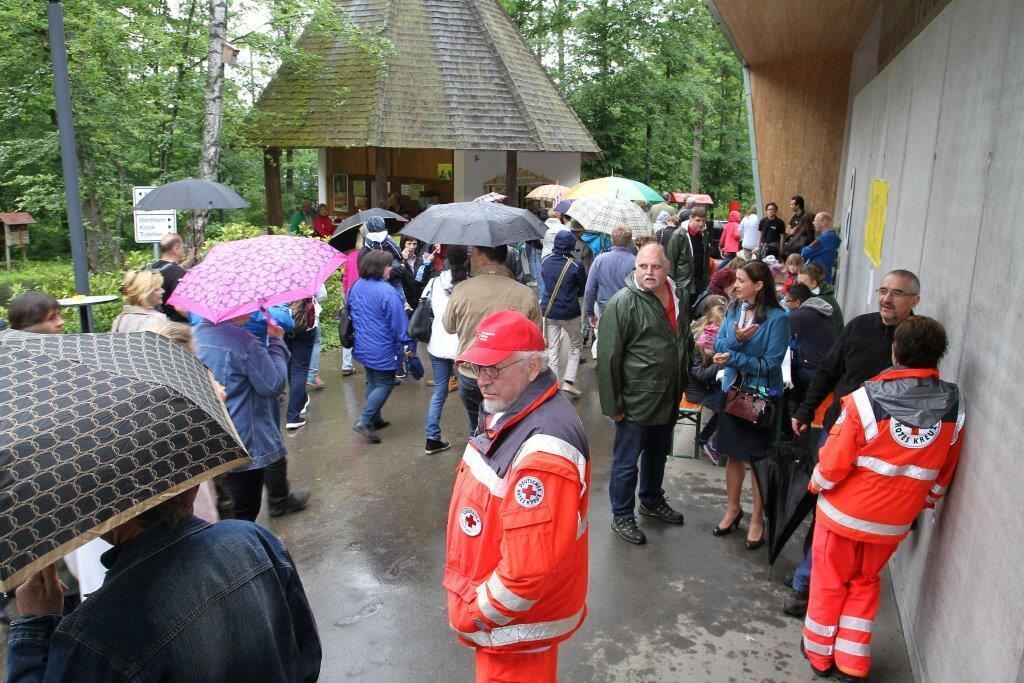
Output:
[111,269,167,332]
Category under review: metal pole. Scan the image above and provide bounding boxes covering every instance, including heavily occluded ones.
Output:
[47,0,92,331]
[742,64,763,214]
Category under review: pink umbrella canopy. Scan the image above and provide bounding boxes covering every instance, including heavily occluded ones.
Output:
[168,235,345,323]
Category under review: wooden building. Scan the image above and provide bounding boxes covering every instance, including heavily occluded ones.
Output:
[249,0,599,221]
[706,1,1024,681]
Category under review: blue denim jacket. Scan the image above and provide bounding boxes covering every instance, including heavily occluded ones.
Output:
[6,517,321,682]
[714,302,791,396]
[194,321,289,470]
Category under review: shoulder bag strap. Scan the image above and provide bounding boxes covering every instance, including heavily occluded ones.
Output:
[543,258,574,318]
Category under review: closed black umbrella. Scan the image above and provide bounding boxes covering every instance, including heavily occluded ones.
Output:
[0,330,249,591]
[400,202,545,247]
[133,178,250,211]
[751,440,818,567]
[329,209,407,253]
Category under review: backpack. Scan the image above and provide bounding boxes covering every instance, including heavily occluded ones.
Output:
[289,298,316,333]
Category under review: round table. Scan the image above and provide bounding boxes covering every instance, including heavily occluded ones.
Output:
[56,294,119,333]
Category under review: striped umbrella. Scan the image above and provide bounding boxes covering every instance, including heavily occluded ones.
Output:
[564,177,662,203]
[564,196,653,238]
[525,184,571,202]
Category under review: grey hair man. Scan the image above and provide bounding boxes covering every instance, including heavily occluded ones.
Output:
[596,243,690,545]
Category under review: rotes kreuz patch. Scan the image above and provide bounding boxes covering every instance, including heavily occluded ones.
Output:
[514,476,545,508]
[835,408,847,425]
[889,419,941,449]
[459,507,482,536]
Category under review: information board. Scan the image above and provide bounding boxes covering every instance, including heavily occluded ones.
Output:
[133,186,177,243]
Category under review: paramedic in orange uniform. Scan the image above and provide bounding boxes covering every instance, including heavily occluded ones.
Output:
[801,316,965,681]
[443,310,590,683]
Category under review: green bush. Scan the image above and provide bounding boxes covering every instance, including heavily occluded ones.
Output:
[0,224,348,341]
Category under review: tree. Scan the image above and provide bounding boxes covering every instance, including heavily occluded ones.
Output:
[192,0,229,251]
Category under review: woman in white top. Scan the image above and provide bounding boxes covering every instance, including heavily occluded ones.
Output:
[423,245,469,454]
[110,270,167,333]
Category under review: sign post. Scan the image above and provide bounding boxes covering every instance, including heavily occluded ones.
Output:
[133,186,177,258]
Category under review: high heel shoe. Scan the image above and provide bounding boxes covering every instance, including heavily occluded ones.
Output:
[712,509,744,536]
[745,534,766,550]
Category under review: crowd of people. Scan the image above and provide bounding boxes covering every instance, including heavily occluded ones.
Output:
[1,192,965,683]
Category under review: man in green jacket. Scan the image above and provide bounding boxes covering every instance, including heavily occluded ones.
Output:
[666,205,710,311]
[597,243,690,545]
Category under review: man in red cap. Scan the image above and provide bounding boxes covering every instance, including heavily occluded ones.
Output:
[443,310,590,683]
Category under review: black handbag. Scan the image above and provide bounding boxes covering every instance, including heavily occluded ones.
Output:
[723,359,774,429]
[407,279,435,343]
[335,302,354,349]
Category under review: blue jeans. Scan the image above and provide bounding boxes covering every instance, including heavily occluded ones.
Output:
[526,243,544,300]
[425,354,454,441]
[285,327,316,421]
[793,429,830,591]
[456,372,483,435]
[609,419,674,518]
[358,368,397,427]
[306,326,322,382]
[342,346,353,371]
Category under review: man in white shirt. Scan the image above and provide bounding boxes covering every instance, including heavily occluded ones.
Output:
[738,205,760,259]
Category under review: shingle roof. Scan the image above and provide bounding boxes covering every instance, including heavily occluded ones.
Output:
[248,0,600,154]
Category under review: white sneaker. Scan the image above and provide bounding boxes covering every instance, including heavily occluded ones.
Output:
[285,419,307,430]
[299,396,310,416]
[561,382,582,397]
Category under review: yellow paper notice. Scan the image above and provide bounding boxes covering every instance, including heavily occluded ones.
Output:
[864,179,889,269]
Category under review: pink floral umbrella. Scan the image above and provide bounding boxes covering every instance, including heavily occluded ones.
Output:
[168,235,345,323]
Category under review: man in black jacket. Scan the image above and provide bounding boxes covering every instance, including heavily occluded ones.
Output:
[783,269,921,617]
[785,283,838,406]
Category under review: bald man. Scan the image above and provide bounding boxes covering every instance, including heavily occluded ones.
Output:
[800,212,842,283]
[147,234,194,322]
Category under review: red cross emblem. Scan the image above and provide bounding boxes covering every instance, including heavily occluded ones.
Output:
[459,507,482,536]
[514,476,544,508]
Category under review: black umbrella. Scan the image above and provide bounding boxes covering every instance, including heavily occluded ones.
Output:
[0,330,250,591]
[400,202,545,247]
[751,440,818,567]
[133,178,250,211]
[328,209,407,253]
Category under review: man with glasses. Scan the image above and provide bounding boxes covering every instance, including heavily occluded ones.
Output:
[443,310,590,682]
[597,243,689,545]
[783,269,921,617]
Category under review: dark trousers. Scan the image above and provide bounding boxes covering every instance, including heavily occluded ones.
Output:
[285,327,316,421]
[357,368,397,427]
[457,372,484,435]
[223,458,291,522]
[609,419,674,518]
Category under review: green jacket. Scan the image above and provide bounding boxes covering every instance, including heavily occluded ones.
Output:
[666,226,694,301]
[596,273,690,426]
[815,283,845,334]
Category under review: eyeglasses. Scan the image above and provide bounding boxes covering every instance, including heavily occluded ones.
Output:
[465,358,525,379]
[876,288,917,299]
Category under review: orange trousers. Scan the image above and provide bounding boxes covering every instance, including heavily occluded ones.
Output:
[802,523,898,678]
[475,646,559,683]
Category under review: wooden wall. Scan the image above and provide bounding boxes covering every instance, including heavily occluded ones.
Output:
[749,55,852,215]
[325,148,455,215]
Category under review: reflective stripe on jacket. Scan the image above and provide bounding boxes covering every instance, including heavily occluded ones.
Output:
[811,367,965,544]
[444,375,589,653]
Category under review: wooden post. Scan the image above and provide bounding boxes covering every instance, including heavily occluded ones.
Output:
[372,147,389,209]
[505,150,518,207]
[264,146,283,229]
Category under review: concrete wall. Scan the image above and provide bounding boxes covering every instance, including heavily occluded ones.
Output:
[833,0,1024,679]
[452,150,581,202]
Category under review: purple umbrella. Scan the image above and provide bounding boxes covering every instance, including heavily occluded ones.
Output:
[168,235,345,323]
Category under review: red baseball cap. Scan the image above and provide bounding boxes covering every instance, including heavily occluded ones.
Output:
[456,310,545,367]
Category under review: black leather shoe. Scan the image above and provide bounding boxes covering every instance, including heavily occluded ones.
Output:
[638,500,684,525]
[353,423,380,444]
[269,491,310,518]
[424,438,451,454]
[712,509,744,536]
[800,638,834,677]
[833,670,869,682]
[371,418,391,430]
[784,588,809,617]
[611,516,647,545]
[745,534,766,550]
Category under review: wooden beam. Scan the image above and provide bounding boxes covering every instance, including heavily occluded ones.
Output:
[263,146,283,229]
[505,151,518,207]
[372,147,389,208]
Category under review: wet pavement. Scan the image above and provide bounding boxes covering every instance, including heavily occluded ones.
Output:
[272,349,912,682]
[0,347,913,682]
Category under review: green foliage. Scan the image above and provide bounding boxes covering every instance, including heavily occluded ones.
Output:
[502,0,754,210]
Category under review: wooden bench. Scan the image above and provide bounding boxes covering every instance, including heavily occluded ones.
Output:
[671,398,703,460]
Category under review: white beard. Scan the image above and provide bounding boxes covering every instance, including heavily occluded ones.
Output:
[483,398,512,414]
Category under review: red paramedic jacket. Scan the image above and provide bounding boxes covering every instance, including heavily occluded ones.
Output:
[444,374,590,654]
[810,367,965,544]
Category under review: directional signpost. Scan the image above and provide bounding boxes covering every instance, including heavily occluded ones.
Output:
[133,186,177,257]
